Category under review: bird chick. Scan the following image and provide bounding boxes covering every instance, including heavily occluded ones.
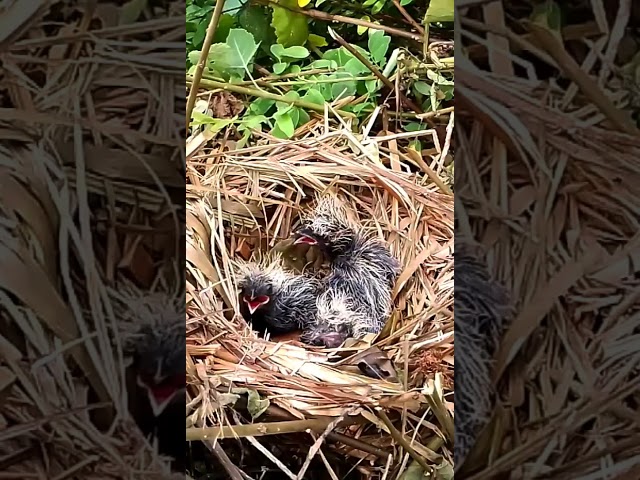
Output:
[115,289,186,469]
[236,254,322,337]
[454,242,511,469]
[293,195,400,347]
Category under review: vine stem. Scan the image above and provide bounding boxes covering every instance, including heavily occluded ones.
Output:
[392,0,425,36]
[186,419,335,441]
[256,0,421,42]
[186,75,356,118]
[327,27,424,117]
[185,0,226,131]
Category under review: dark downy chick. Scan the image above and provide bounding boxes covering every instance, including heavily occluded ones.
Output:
[294,195,400,347]
[236,254,322,337]
[454,243,511,469]
[116,290,186,470]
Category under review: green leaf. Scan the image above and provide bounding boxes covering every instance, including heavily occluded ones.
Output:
[441,84,454,100]
[232,388,270,419]
[352,101,373,113]
[119,0,147,25]
[223,0,248,14]
[273,111,295,137]
[190,114,236,133]
[357,16,371,36]
[318,82,332,100]
[270,124,288,139]
[186,4,201,18]
[298,109,310,125]
[426,69,454,85]
[241,114,268,129]
[365,79,378,93]
[250,98,275,115]
[425,0,454,23]
[273,62,288,74]
[398,460,425,480]
[400,0,413,4]
[363,0,377,6]
[405,122,425,132]
[276,91,300,112]
[309,59,337,70]
[238,5,276,49]
[270,43,285,62]
[271,44,309,61]
[203,43,237,77]
[214,14,236,43]
[271,0,309,47]
[290,107,300,126]
[371,0,386,14]
[368,30,391,64]
[324,47,364,68]
[225,28,260,78]
[193,20,208,49]
[413,81,431,96]
[434,460,454,480]
[531,0,562,38]
[330,73,357,100]
[344,57,369,76]
[187,50,202,66]
[409,139,422,151]
[283,46,310,58]
[302,88,325,105]
[308,34,327,47]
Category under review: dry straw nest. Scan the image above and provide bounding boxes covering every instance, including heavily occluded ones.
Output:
[186,124,455,472]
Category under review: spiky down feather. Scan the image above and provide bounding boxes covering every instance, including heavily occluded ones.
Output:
[300,195,400,340]
[236,254,322,334]
[454,243,512,467]
[112,284,185,379]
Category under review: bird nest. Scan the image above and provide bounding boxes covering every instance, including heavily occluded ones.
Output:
[186,125,455,469]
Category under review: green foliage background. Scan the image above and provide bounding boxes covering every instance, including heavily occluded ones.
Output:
[187,0,454,142]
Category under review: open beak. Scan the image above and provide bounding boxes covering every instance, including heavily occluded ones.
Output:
[137,375,182,417]
[247,302,260,315]
[294,234,318,245]
[244,296,268,314]
[146,388,180,417]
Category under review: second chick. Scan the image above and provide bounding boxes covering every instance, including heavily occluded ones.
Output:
[294,195,400,347]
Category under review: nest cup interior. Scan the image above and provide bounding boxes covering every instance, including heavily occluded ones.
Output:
[186,136,454,417]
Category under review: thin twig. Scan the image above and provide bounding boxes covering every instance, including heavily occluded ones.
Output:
[527,21,637,135]
[186,419,334,441]
[186,75,356,118]
[208,442,246,480]
[392,0,425,36]
[327,27,423,115]
[378,409,431,472]
[295,413,345,479]
[245,435,297,480]
[185,0,226,131]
